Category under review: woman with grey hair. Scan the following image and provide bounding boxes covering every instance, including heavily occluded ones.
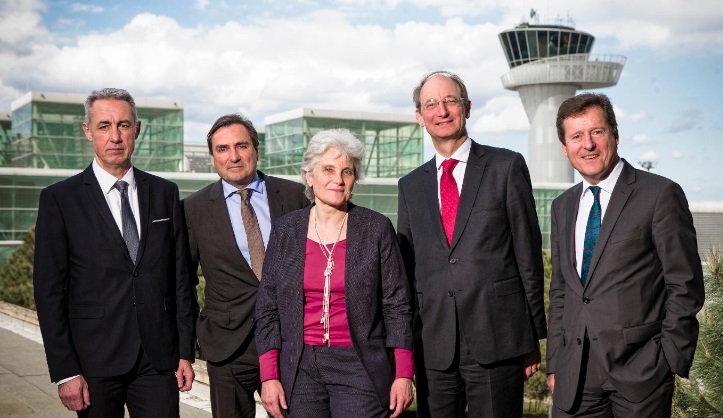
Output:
[255,128,414,418]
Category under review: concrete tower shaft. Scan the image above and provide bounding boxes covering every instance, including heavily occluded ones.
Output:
[499,22,625,183]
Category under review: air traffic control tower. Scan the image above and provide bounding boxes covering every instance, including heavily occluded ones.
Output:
[498,14,626,183]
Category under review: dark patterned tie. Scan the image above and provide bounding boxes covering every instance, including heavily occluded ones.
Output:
[440,159,460,246]
[114,180,139,264]
[580,186,601,285]
[239,189,265,280]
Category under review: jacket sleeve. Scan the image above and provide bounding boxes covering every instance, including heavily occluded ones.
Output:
[546,199,565,374]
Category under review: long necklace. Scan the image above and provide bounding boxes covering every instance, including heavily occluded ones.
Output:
[313,206,348,346]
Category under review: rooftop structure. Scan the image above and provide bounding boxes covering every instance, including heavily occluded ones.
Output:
[499,13,626,183]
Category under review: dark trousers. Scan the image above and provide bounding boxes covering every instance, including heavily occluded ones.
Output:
[552,338,674,418]
[206,336,260,418]
[288,345,388,418]
[79,347,179,418]
[416,327,524,418]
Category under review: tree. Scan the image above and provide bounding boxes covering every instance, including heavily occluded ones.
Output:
[672,247,723,417]
[0,227,36,309]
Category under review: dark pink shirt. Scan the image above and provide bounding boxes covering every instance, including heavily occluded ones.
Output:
[259,238,413,381]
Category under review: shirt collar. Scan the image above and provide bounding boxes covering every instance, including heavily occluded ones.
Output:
[222,173,264,199]
[581,158,624,198]
[435,137,472,170]
[92,159,136,195]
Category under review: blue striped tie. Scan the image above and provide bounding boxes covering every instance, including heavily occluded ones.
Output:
[580,186,601,285]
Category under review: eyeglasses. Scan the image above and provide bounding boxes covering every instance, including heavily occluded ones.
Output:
[420,96,466,112]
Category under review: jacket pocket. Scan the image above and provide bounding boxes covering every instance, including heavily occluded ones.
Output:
[493,276,524,297]
[610,228,642,244]
[622,320,663,345]
[68,305,104,318]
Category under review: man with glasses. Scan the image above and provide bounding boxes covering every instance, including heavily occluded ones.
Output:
[397,71,546,417]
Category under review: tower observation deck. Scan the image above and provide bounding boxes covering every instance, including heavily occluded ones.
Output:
[499,15,625,183]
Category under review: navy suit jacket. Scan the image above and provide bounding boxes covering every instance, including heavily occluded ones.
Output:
[255,204,413,408]
[547,160,704,409]
[34,165,195,382]
[397,140,546,370]
[183,173,308,362]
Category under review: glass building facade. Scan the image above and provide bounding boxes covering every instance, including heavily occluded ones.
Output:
[499,23,594,68]
[260,108,424,178]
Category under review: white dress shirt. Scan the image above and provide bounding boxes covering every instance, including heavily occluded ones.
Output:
[435,137,471,209]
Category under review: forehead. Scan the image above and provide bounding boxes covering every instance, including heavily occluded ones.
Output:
[420,75,461,98]
[89,99,133,121]
[211,123,252,146]
[318,147,353,165]
[563,106,607,129]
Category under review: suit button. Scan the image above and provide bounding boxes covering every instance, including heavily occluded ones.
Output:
[449,258,457,264]
[133,271,139,277]
[583,298,590,304]
[577,338,582,345]
[447,291,455,297]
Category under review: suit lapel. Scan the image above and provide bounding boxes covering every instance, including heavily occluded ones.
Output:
[564,183,584,293]
[134,168,150,265]
[421,158,449,249]
[262,173,284,222]
[585,161,635,288]
[82,166,131,262]
[209,180,250,269]
[452,142,486,249]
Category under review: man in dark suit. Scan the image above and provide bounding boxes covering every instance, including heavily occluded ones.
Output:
[33,88,195,418]
[183,113,308,418]
[546,93,705,417]
[397,70,547,417]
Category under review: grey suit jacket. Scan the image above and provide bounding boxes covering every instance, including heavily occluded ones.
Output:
[34,165,195,382]
[397,140,546,370]
[183,172,308,362]
[546,159,704,409]
[255,204,413,408]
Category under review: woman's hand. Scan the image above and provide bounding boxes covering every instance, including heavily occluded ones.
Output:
[389,377,414,418]
[261,379,287,418]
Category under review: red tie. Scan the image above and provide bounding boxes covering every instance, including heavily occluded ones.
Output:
[440,159,460,246]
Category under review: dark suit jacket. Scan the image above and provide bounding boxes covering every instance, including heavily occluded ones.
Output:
[397,140,547,370]
[183,172,308,363]
[546,159,704,409]
[33,165,195,383]
[255,204,413,408]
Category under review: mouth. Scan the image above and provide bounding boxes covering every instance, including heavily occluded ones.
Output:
[582,155,598,160]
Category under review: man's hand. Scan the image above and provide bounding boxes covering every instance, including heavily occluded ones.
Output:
[58,375,90,411]
[547,373,555,393]
[389,377,414,418]
[176,359,194,392]
[261,379,287,418]
[523,343,542,381]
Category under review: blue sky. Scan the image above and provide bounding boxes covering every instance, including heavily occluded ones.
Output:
[1,0,722,200]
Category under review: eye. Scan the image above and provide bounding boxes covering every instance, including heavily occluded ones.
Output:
[342,168,354,176]
[570,134,582,143]
[98,124,109,131]
[592,129,605,136]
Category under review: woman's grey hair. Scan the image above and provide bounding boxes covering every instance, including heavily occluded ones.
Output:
[301,128,365,201]
[84,88,138,126]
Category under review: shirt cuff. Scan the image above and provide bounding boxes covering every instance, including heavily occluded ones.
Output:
[259,349,280,382]
[394,348,414,379]
[56,375,81,385]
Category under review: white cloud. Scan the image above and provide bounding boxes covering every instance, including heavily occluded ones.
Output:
[195,0,210,10]
[70,3,104,13]
[639,151,660,161]
[630,134,652,144]
[471,95,529,133]
[672,151,684,159]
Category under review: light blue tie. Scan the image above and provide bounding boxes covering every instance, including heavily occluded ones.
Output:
[114,180,139,264]
[580,186,601,285]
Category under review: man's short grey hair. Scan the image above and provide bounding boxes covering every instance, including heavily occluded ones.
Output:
[301,128,365,201]
[412,70,469,110]
[84,88,138,126]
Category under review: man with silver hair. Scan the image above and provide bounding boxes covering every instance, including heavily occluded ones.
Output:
[34,88,196,417]
[398,71,547,417]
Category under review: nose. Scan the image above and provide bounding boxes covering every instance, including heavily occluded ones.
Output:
[582,133,596,150]
[435,101,450,116]
[109,126,122,142]
[229,147,241,162]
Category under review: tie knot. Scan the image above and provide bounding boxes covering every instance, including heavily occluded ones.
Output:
[442,159,459,173]
[238,188,252,204]
[588,186,601,201]
[114,180,129,194]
